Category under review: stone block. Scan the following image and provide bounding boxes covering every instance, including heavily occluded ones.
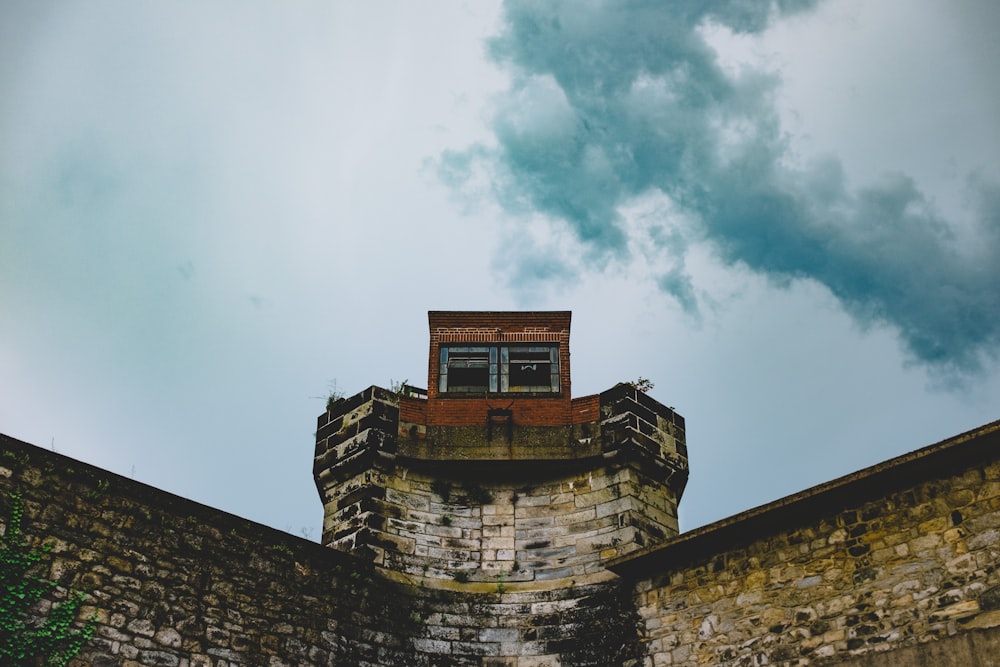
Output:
[554,507,597,527]
[595,497,633,519]
[412,638,452,654]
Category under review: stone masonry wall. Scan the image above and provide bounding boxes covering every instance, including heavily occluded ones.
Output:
[1,434,644,666]
[7,409,1000,666]
[624,425,1000,666]
[314,385,687,584]
[0,434,419,667]
[373,463,677,585]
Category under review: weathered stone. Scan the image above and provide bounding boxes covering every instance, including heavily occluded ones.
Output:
[153,628,182,648]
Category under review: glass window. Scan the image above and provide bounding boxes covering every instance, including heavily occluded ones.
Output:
[441,344,559,394]
[504,346,559,392]
[439,347,497,393]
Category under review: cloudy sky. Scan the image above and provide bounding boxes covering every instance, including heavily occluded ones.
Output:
[2,0,999,538]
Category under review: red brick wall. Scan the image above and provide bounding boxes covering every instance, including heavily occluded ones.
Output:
[399,395,426,424]
[426,396,572,426]
[426,312,572,427]
[571,394,600,424]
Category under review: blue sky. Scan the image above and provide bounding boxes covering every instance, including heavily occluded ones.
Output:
[2,0,999,538]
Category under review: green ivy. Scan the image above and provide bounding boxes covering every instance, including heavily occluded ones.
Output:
[1,492,95,667]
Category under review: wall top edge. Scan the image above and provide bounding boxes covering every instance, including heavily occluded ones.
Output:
[608,416,1000,578]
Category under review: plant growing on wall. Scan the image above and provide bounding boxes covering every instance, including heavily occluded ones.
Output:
[324,379,346,411]
[628,377,655,393]
[389,378,410,396]
[1,492,95,667]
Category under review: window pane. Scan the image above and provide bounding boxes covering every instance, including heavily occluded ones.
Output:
[508,360,550,389]
[440,344,559,393]
[449,348,490,368]
[449,365,490,391]
[505,345,558,391]
[443,346,491,392]
[508,348,550,363]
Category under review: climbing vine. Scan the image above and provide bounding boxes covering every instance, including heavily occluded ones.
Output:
[1,491,95,667]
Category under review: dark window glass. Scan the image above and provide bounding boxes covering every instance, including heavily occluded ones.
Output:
[502,346,559,392]
[441,347,494,392]
[508,349,551,388]
[441,344,558,394]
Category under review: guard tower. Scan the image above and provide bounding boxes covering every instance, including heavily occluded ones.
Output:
[314,311,688,585]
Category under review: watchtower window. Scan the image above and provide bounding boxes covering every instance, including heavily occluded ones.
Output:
[439,347,497,393]
[502,346,559,393]
[439,344,559,394]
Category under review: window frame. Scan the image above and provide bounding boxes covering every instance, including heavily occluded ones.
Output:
[438,346,497,393]
[438,344,560,395]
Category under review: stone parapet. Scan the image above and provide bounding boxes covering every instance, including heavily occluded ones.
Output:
[314,383,688,579]
[314,385,399,552]
[599,383,688,496]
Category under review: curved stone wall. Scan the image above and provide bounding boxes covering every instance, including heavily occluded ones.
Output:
[313,384,687,584]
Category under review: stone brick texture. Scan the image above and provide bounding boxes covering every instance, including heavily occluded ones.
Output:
[5,413,1000,666]
[1,434,644,667]
[625,423,1000,666]
[313,384,688,581]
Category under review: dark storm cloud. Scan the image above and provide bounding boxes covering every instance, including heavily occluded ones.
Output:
[442,0,1000,372]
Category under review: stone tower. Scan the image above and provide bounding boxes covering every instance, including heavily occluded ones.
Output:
[313,311,688,585]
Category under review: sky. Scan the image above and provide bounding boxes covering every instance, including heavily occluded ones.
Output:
[2,0,999,539]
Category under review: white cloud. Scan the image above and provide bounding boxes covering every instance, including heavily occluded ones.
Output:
[1,0,997,536]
